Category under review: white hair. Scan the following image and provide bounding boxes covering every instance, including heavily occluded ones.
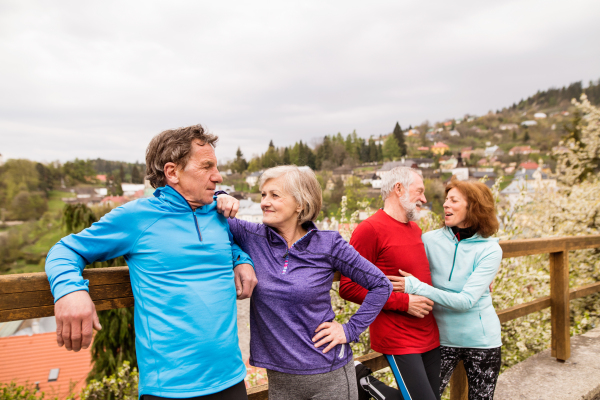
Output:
[258,165,322,224]
[380,167,419,201]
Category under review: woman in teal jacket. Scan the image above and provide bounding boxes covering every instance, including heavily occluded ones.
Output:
[401,178,503,400]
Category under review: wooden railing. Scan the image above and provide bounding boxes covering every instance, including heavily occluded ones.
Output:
[1,235,600,400]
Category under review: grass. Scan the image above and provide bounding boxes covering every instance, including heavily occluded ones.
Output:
[48,190,74,212]
[22,229,65,256]
[5,263,45,274]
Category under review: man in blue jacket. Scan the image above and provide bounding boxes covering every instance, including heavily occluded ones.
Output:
[45,125,257,400]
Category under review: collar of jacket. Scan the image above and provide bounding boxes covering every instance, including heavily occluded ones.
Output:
[153,185,214,214]
[441,225,499,244]
[265,221,319,251]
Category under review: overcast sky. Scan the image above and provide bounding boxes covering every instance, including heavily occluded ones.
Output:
[1,1,599,164]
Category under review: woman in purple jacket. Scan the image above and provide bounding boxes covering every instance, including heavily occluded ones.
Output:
[227,165,392,400]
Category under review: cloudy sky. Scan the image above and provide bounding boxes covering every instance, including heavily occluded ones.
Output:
[1,1,599,164]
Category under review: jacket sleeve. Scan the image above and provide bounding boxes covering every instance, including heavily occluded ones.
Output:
[45,205,143,303]
[330,232,393,343]
[225,218,254,268]
[405,244,502,311]
[339,221,409,312]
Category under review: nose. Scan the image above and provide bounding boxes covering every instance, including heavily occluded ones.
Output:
[212,169,223,184]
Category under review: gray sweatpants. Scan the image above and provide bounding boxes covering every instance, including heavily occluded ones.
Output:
[266,360,358,400]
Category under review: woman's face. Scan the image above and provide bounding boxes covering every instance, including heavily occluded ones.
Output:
[261,176,301,229]
[443,187,469,228]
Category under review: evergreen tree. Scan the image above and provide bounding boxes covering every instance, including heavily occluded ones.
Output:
[131,166,141,184]
[233,147,248,173]
[282,147,291,165]
[368,138,378,162]
[383,135,401,161]
[523,129,530,142]
[393,122,407,156]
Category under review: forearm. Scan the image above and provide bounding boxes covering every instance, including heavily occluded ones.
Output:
[340,276,407,312]
[45,242,89,302]
[406,277,475,311]
[344,277,392,342]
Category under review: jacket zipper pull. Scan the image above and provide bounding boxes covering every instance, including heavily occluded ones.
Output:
[283,250,288,258]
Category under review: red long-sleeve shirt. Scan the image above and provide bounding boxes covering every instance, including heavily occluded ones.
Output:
[339,209,440,355]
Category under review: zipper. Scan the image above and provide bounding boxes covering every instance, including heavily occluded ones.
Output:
[280,229,316,274]
[165,185,202,242]
[448,242,459,281]
[479,312,486,336]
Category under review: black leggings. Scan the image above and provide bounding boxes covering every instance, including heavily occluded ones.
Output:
[361,347,441,400]
[439,346,501,400]
[141,380,247,400]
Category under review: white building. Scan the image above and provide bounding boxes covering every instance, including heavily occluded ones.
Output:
[534,112,547,119]
[246,171,262,187]
[216,184,235,193]
[449,130,460,137]
[236,200,263,223]
[121,183,146,197]
[521,120,538,127]
[451,168,469,181]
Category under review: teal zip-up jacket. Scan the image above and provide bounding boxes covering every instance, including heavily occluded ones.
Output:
[404,227,502,349]
[45,186,254,398]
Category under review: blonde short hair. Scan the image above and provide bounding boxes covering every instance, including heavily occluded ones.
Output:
[259,165,322,224]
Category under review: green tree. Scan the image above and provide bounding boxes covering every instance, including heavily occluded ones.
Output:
[63,159,96,185]
[382,135,401,160]
[233,147,248,173]
[10,191,48,220]
[393,122,407,156]
[523,129,530,142]
[262,141,280,168]
[131,166,142,184]
[282,147,291,165]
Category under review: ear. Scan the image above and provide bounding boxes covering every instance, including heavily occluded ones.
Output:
[164,162,179,185]
[394,182,404,197]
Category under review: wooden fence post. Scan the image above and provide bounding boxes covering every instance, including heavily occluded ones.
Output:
[449,361,468,400]
[550,250,570,361]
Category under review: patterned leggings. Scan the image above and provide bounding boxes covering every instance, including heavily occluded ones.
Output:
[439,346,501,400]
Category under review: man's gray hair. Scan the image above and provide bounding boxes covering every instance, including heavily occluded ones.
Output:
[380,167,419,200]
[259,165,322,224]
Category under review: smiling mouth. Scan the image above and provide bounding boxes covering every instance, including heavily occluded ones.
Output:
[445,213,453,217]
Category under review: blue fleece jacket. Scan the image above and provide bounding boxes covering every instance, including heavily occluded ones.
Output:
[405,227,502,349]
[45,186,254,398]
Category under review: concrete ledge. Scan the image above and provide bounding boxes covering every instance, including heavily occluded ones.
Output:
[495,326,600,400]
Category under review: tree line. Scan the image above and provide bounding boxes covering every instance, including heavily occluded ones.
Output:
[228,122,409,173]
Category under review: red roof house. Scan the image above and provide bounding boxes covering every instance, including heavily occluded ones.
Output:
[0,332,92,399]
[519,161,539,170]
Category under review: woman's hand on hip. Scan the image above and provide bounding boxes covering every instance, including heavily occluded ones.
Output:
[312,321,347,354]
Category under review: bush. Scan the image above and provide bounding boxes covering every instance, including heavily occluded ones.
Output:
[75,361,138,400]
[0,382,56,400]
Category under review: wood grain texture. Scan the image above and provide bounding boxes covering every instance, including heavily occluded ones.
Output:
[550,251,570,361]
[449,361,468,400]
[496,296,552,323]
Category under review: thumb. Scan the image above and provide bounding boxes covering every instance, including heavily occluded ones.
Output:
[398,269,409,277]
[92,310,102,331]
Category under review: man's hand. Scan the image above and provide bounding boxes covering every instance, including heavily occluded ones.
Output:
[387,276,406,293]
[407,294,434,318]
[312,321,347,354]
[54,290,102,352]
[233,263,258,299]
[216,194,239,218]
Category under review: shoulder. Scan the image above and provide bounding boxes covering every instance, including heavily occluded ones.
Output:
[352,218,377,237]
[422,227,445,242]
[228,217,267,237]
[478,237,502,257]
[99,197,165,225]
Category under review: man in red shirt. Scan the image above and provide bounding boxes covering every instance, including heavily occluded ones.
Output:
[340,167,441,400]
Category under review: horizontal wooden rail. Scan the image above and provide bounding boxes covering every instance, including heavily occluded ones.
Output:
[1,235,599,400]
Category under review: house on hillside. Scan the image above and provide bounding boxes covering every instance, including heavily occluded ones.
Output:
[501,166,556,207]
[449,130,460,137]
[440,157,458,172]
[413,158,435,168]
[534,112,547,119]
[484,145,504,157]
[499,124,519,131]
[246,171,262,187]
[518,161,539,170]
[461,147,473,160]
[508,146,540,156]
[521,120,537,127]
[405,129,420,137]
[236,200,263,223]
[96,174,107,183]
[417,146,430,152]
[431,142,449,155]
[332,166,354,184]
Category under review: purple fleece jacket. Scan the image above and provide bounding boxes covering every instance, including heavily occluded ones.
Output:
[228,218,392,375]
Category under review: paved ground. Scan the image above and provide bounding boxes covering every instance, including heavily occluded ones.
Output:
[495,326,600,400]
[237,298,251,362]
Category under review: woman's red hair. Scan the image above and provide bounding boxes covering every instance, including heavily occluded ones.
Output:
[445,178,499,238]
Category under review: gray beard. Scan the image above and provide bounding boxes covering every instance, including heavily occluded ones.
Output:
[400,195,422,222]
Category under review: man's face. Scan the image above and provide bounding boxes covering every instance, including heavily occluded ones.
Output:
[398,173,427,221]
[174,140,223,207]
